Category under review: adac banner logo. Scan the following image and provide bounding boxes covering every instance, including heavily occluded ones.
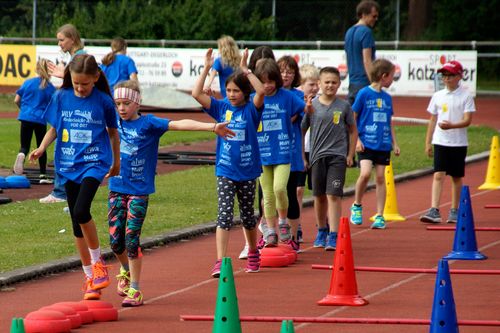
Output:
[0,45,36,86]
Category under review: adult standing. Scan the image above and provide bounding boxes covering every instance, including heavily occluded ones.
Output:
[344,0,380,105]
[39,23,87,204]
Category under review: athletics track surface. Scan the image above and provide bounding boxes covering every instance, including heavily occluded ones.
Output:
[0,96,499,332]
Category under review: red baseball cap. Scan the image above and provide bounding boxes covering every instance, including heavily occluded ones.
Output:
[437,60,463,76]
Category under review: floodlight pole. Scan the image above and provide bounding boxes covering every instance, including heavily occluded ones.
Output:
[32,0,37,44]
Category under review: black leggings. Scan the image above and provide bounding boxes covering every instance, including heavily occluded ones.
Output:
[20,120,47,173]
[65,177,101,238]
[286,171,300,219]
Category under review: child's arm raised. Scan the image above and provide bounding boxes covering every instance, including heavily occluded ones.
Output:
[241,48,264,109]
[169,119,235,139]
[192,49,214,109]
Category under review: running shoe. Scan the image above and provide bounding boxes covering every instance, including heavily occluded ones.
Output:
[13,152,25,175]
[39,194,66,204]
[83,277,101,300]
[350,204,363,225]
[258,218,268,235]
[264,233,278,247]
[313,227,328,248]
[39,174,54,184]
[211,259,222,278]
[122,287,143,307]
[297,224,303,243]
[420,207,442,224]
[257,236,266,250]
[278,222,292,242]
[245,250,260,273]
[239,244,249,260]
[116,267,130,297]
[447,208,458,223]
[371,215,387,229]
[287,238,300,252]
[325,232,337,251]
[91,259,110,290]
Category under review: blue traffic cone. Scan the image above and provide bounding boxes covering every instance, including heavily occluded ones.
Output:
[429,259,458,333]
[444,186,487,260]
[212,257,241,333]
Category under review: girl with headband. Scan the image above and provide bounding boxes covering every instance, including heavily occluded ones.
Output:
[109,80,234,307]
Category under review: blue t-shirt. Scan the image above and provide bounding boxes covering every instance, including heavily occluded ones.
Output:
[44,87,118,185]
[289,88,305,172]
[109,115,169,195]
[205,97,263,181]
[100,54,138,91]
[344,24,376,86]
[257,88,305,166]
[16,77,56,124]
[352,86,393,151]
[212,57,235,98]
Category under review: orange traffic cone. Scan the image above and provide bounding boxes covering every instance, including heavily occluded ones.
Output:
[478,135,500,190]
[317,217,368,306]
[371,162,406,222]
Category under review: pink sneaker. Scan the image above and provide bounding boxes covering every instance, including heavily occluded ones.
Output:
[245,250,260,273]
[211,259,222,278]
[122,288,143,307]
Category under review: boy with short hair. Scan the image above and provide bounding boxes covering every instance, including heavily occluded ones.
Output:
[420,60,475,224]
[301,67,357,250]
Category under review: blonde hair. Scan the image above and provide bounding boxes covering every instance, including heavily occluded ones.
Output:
[217,35,241,69]
[101,37,127,66]
[36,58,51,89]
[114,79,141,94]
[369,58,395,83]
[299,64,320,84]
[57,24,84,54]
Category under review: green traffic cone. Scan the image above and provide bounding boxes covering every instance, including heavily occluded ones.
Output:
[10,318,25,333]
[212,257,241,333]
[280,319,295,332]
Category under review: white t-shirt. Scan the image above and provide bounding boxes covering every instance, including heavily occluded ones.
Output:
[427,84,475,147]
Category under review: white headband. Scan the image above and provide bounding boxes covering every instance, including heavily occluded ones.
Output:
[114,87,141,104]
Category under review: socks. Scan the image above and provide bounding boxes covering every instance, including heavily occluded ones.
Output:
[131,281,140,290]
[83,265,93,279]
[89,247,102,265]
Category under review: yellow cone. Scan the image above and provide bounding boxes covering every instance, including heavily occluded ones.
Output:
[370,162,406,222]
[478,135,500,190]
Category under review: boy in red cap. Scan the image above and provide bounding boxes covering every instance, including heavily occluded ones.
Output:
[420,60,476,224]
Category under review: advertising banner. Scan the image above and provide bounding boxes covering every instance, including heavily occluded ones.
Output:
[0,45,37,86]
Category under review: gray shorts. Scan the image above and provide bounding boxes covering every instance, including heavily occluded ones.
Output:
[311,155,346,197]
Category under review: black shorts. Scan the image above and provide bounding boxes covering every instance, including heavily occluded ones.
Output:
[311,155,346,197]
[357,148,391,166]
[296,152,312,190]
[434,144,467,177]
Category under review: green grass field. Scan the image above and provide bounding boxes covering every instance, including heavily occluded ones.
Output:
[0,120,497,273]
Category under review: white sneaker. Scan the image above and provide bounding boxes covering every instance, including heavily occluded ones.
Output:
[13,153,25,175]
[39,194,66,204]
[238,244,249,260]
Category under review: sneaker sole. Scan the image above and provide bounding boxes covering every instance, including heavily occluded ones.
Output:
[211,272,220,278]
[13,154,25,175]
[313,244,325,248]
[83,293,101,300]
[420,217,441,224]
[245,268,260,273]
[122,301,143,307]
[350,220,363,226]
[325,246,336,251]
[91,280,110,290]
[370,225,386,229]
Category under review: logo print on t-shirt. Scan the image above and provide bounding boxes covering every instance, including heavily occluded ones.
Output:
[62,128,69,142]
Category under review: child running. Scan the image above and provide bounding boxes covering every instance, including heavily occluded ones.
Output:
[109,80,233,305]
[302,67,357,250]
[254,58,305,247]
[192,48,265,278]
[29,54,120,300]
[13,59,56,180]
[100,37,138,93]
[203,35,241,98]
[350,58,400,229]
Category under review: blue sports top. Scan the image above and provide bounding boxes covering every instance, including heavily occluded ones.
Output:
[289,88,305,172]
[352,86,393,151]
[204,97,263,181]
[45,87,118,185]
[100,54,138,91]
[16,77,56,124]
[344,24,376,86]
[256,88,305,166]
[212,57,235,98]
[109,114,169,195]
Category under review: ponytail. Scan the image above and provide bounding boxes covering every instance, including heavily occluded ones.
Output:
[101,37,127,66]
[36,58,51,89]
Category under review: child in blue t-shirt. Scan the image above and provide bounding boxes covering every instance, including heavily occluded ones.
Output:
[109,80,233,306]
[29,54,120,301]
[13,59,55,178]
[100,37,138,93]
[350,58,400,229]
[253,58,305,247]
[192,48,265,278]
